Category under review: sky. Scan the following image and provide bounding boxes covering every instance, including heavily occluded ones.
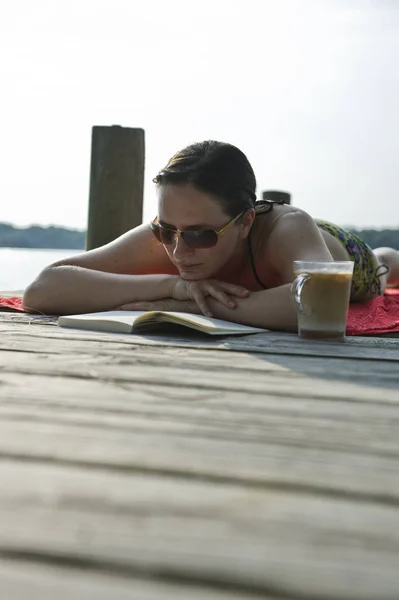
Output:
[0,0,398,230]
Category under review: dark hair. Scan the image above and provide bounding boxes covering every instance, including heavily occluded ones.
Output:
[153,140,257,217]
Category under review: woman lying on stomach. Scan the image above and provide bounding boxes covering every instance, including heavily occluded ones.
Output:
[22,140,399,332]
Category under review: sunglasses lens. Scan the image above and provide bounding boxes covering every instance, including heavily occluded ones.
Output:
[161,229,176,245]
[151,222,218,248]
[150,223,162,242]
[182,230,218,248]
[151,223,175,245]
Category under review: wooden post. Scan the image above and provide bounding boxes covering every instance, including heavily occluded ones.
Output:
[262,190,291,204]
[86,125,145,250]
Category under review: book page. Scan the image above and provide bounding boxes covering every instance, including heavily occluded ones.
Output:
[147,312,267,333]
[58,310,147,332]
[58,310,268,336]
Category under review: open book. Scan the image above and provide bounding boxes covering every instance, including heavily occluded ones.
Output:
[58,310,268,336]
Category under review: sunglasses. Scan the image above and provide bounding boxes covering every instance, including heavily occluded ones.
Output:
[150,211,245,249]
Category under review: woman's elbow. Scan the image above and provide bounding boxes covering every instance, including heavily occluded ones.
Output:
[22,282,42,313]
[22,269,56,314]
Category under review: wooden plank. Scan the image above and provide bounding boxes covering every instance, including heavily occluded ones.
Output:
[2,344,398,407]
[2,369,399,451]
[2,313,399,598]
[3,321,399,370]
[2,356,399,409]
[2,326,399,503]
[0,560,272,600]
[1,370,399,503]
[1,460,399,599]
[2,315,399,361]
[2,346,399,400]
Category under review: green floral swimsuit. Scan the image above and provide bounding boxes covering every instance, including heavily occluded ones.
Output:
[315,220,387,301]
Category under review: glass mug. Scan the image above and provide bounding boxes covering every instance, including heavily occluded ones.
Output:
[291,261,354,340]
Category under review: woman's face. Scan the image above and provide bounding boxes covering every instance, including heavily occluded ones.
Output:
[157,183,253,280]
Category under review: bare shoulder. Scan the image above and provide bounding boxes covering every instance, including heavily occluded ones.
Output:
[267,207,322,244]
[252,205,317,253]
[47,223,175,275]
[252,206,333,285]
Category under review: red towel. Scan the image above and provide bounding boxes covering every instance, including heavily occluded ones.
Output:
[346,290,399,335]
[0,296,24,312]
[1,291,399,336]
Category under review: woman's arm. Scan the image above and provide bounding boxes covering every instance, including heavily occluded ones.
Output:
[206,284,297,331]
[22,268,176,315]
[22,224,176,315]
[22,224,250,316]
[124,284,298,332]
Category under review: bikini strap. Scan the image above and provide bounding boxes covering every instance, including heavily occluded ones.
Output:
[254,199,285,214]
[247,199,285,289]
[247,230,268,289]
[371,263,390,295]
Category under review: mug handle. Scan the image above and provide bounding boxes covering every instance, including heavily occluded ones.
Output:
[291,273,312,314]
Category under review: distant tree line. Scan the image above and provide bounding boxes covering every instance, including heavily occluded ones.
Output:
[0,223,85,249]
[0,222,398,250]
[348,228,399,250]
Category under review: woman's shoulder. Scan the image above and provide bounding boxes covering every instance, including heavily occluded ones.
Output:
[247,204,302,277]
[253,203,307,235]
[251,205,327,261]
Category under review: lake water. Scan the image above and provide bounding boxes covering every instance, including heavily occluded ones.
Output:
[0,247,79,291]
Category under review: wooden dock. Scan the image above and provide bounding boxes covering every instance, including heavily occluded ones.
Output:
[1,309,399,599]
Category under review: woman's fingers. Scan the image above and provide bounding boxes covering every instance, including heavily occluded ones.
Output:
[218,281,250,297]
[206,284,237,308]
[118,279,250,316]
[191,290,213,317]
[203,281,250,308]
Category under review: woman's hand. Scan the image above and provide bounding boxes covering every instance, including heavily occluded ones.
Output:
[119,277,250,316]
[169,277,250,316]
